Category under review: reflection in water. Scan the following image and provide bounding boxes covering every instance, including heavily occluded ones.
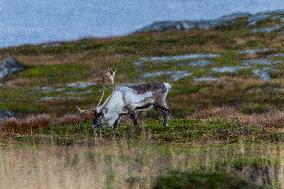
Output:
[0,141,283,188]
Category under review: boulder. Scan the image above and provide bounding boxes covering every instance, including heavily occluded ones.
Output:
[0,57,24,80]
[0,109,14,121]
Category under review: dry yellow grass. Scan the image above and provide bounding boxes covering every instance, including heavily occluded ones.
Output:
[0,141,283,189]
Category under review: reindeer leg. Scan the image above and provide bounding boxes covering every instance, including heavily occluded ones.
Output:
[129,111,138,134]
[93,127,101,139]
[155,105,170,127]
[130,111,138,126]
[112,116,121,138]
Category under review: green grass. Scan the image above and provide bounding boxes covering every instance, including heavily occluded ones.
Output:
[213,51,241,67]
[224,157,279,171]
[8,119,278,145]
[0,18,284,118]
[17,63,91,85]
[154,170,260,189]
[1,15,284,189]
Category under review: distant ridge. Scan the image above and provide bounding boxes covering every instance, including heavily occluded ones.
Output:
[136,10,284,33]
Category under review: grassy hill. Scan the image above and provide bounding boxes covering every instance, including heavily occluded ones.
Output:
[1,11,284,189]
[1,12,284,118]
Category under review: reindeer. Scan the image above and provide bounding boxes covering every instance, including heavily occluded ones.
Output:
[77,68,171,133]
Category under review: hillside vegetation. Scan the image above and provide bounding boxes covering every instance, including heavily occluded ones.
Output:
[1,11,284,189]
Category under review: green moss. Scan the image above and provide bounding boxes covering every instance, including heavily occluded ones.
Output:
[0,86,46,113]
[17,63,90,85]
[213,51,240,67]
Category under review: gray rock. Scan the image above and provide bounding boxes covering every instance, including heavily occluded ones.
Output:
[140,54,219,62]
[248,13,270,25]
[142,70,191,81]
[242,58,272,66]
[251,25,282,33]
[65,81,97,89]
[65,90,92,95]
[242,58,282,66]
[252,68,271,81]
[40,82,97,94]
[193,77,218,81]
[212,66,245,74]
[41,96,83,101]
[134,54,220,67]
[239,48,274,55]
[268,53,284,58]
[180,60,212,68]
[0,109,14,121]
[247,88,264,94]
[41,86,65,93]
[0,57,24,80]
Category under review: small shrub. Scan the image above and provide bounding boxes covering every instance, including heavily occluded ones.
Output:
[1,117,19,133]
[23,114,51,133]
[58,114,83,125]
[1,114,50,134]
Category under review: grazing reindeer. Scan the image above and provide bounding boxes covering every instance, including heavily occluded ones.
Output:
[77,68,171,133]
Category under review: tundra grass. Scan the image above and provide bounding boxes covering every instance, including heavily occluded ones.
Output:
[0,139,283,189]
[1,14,284,189]
[0,22,284,118]
[6,119,280,145]
[14,63,91,85]
[154,171,259,189]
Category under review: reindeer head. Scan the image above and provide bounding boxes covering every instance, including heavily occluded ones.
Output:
[77,68,116,128]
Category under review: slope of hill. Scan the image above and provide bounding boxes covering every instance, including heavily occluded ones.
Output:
[136,11,284,33]
[0,10,284,120]
[1,10,284,189]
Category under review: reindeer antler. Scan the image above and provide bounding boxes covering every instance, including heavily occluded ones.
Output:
[98,68,116,109]
[77,68,117,114]
[105,68,116,85]
[96,68,116,107]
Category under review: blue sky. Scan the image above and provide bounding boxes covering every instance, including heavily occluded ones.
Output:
[1,0,284,47]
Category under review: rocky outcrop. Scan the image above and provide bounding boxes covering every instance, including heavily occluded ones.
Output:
[142,71,191,81]
[0,109,14,121]
[133,49,284,82]
[0,57,24,80]
[136,11,284,33]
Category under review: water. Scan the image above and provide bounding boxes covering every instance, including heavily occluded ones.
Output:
[1,0,284,48]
